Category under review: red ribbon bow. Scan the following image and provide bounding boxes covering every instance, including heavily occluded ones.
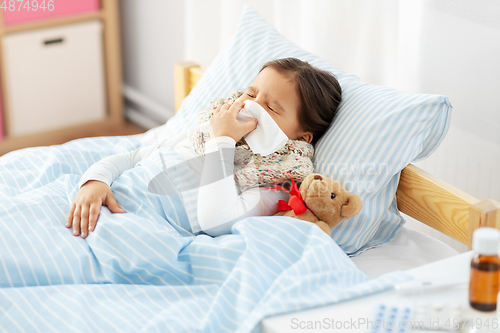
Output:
[271,173,307,215]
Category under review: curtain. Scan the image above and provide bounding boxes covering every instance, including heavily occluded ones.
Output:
[184,0,408,89]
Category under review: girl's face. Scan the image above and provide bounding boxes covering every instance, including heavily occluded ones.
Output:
[236,67,313,143]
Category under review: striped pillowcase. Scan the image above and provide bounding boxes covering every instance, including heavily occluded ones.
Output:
[167,5,452,256]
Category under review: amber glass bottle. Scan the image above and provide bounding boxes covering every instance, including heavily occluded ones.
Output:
[469,227,500,312]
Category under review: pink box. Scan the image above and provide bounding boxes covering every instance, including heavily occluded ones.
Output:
[3,0,100,25]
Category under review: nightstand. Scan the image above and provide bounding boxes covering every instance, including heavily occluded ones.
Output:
[262,251,499,333]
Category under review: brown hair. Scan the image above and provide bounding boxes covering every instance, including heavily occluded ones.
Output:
[260,58,342,145]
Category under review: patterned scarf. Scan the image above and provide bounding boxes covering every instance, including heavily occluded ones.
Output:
[191,91,314,191]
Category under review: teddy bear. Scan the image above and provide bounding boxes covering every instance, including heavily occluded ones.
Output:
[272,173,363,235]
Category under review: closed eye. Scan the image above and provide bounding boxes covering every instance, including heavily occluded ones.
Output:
[246,93,255,98]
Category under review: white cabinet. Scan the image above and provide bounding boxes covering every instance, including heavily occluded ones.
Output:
[0,0,124,156]
[3,20,106,137]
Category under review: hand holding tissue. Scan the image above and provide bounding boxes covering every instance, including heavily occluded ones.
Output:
[235,100,289,156]
[200,99,289,156]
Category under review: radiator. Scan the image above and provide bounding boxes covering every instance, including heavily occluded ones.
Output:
[123,85,175,129]
[414,125,500,202]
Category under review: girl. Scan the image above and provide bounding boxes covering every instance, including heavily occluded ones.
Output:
[66,58,342,238]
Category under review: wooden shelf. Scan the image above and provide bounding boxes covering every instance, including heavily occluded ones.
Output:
[0,120,145,156]
[0,0,125,156]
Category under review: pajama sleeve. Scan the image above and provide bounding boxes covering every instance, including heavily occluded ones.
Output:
[78,130,189,189]
[197,136,289,236]
[78,147,147,189]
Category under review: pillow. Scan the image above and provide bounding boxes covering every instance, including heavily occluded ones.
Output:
[162,5,452,256]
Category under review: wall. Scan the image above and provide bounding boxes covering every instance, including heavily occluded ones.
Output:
[405,2,500,253]
[120,0,184,126]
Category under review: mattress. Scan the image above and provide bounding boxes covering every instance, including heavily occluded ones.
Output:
[351,226,460,279]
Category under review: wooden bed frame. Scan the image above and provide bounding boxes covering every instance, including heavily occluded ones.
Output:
[174,62,500,249]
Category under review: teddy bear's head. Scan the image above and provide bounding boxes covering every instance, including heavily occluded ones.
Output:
[299,173,363,229]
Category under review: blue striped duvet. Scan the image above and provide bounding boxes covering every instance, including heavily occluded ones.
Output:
[0,136,408,332]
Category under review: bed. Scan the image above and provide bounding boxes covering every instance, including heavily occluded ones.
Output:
[1,5,499,333]
[174,62,499,272]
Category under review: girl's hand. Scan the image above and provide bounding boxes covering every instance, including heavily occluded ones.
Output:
[66,180,124,239]
[209,100,258,142]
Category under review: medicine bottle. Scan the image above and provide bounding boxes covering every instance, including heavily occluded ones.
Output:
[469,227,500,312]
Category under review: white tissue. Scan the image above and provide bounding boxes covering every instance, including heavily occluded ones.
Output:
[236,100,289,156]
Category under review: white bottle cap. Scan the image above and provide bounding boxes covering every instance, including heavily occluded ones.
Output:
[472,227,500,255]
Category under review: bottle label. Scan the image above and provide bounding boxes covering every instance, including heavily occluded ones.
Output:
[469,267,500,304]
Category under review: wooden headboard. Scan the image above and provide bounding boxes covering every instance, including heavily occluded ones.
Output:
[174,62,500,249]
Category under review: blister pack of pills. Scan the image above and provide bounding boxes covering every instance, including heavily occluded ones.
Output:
[368,302,464,333]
